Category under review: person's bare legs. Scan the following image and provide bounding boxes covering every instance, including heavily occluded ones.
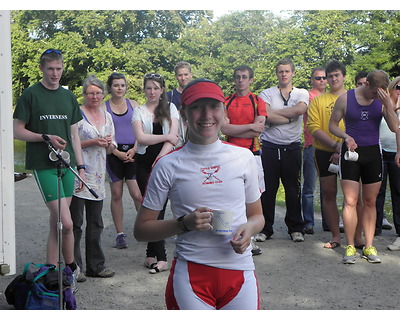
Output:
[110,180,124,234]
[46,196,74,265]
[354,195,365,247]
[361,182,381,248]
[126,179,142,212]
[341,180,360,247]
[320,175,341,247]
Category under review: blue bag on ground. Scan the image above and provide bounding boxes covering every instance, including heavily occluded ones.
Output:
[5,262,76,310]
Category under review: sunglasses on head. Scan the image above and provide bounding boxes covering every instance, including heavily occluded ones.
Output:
[42,49,62,55]
[314,76,327,80]
[396,85,400,90]
[145,73,162,79]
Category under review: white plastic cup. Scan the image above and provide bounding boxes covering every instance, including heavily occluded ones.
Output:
[344,150,359,161]
[328,163,339,174]
[210,209,233,236]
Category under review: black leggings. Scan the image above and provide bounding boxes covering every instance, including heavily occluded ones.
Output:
[136,151,167,262]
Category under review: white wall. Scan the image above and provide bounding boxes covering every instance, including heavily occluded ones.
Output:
[0,10,16,275]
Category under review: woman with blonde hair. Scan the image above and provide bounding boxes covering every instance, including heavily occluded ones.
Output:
[70,75,116,281]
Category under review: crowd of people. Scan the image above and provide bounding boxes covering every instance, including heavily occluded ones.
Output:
[12,48,400,309]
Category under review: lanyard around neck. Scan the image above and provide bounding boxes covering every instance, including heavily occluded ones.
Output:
[278,86,292,106]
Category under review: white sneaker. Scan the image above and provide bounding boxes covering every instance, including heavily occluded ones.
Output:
[382,218,393,230]
[71,265,80,293]
[387,237,400,251]
[290,232,304,242]
[254,233,267,242]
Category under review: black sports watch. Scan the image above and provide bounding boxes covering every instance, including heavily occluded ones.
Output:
[177,215,190,232]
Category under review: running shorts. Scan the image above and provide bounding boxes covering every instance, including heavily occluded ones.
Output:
[33,168,75,203]
[315,149,337,178]
[165,258,260,310]
[340,144,382,184]
[106,153,136,183]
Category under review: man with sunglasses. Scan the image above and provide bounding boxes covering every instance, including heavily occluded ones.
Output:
[302,67,327,235]
[13,49,85,290]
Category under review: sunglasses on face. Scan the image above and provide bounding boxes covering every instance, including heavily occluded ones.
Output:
[396,85,400,90]
[145,73,162,79]
[314,76,327,80]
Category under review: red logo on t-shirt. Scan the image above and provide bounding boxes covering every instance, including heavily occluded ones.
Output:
[201,166,222,185]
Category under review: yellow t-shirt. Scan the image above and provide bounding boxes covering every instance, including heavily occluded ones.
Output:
[307,92,345,152]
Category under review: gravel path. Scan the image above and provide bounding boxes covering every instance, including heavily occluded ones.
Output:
[1,176,399,311]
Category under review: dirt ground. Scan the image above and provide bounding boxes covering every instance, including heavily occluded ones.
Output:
[1,176,400,312]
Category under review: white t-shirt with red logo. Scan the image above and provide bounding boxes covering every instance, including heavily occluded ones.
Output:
[142,139,261,271]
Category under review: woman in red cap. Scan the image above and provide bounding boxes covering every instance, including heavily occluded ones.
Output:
[134,79,264,309]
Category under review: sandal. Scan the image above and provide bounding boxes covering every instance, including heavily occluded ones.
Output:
[149,261,169,274]
[324,241,341,249]
[144,257,157,269]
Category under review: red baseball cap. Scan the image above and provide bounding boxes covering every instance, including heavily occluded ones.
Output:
[181,79,225,107]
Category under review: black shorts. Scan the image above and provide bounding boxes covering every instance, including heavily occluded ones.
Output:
[106,153,136,183]
[340,144,382,184]
[315,149,336,178]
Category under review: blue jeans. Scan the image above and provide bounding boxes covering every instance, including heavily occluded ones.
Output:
[302,146,317,227]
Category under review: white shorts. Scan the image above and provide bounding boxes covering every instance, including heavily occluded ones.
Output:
[165,258,260,310]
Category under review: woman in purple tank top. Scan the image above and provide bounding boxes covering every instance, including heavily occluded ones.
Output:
[104,72,142,249]
[329,70,399,265]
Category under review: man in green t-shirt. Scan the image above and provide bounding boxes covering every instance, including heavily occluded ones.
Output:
[13,49,85,290]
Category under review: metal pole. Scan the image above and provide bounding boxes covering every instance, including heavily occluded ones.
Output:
[57,163,63,310]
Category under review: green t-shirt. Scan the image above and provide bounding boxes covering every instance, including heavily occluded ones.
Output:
[13,82,82,170]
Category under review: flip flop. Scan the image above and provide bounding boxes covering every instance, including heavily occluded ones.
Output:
[324,241,341,249]
[149,262,169,274]
[144,258,157,269]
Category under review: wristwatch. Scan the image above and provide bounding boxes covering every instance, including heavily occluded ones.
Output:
[177,215,190,232]
[77,165,86,171]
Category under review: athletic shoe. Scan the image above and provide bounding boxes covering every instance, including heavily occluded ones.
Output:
[382,218,393,230]
[76,272,86,283]
[251,237,262,255]
[254,233,267,242]
[304,225,314,234]
[342,245,357,264]
[387,237,400,251]
[362,246,381,263]
[115,233,127,249]
[71,265,81,293]
[87,268,115,278]
[290,232,304,242]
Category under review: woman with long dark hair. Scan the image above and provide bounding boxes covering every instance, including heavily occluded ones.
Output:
[132,73,179,274]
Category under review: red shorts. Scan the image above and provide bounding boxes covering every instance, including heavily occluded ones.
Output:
[165,258,260,310]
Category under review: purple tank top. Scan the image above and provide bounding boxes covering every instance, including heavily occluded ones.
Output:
[105,99,136,145]
[345,89,382,146]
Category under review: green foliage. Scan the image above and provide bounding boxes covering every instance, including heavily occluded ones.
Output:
[10,9,400,107]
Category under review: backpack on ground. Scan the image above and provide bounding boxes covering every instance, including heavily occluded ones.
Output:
[5,262,76,310]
